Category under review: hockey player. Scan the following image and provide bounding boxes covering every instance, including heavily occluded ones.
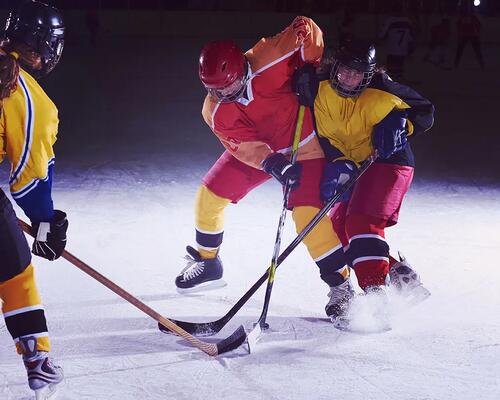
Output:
[378,6,416,81]
[294,37,434,327]
[175,17,358,319]
[0,1,67,397]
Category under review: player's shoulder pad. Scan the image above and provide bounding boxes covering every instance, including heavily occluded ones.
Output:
[369,73,435,134]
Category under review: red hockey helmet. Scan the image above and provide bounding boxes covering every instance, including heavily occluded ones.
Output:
[199,40,248,103]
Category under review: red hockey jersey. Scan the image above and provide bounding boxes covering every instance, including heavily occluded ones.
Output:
[201,16,325,169]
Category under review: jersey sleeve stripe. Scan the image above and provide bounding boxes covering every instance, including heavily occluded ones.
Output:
[252,48,299,76]
[11,179,39,199]
[277,130,316,154]
[9,75,34,185]
[11,158,55,199]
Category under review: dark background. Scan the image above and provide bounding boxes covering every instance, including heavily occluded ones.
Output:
[1,0,499,184]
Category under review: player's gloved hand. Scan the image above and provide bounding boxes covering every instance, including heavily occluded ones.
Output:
[320,159,358,203]
[372,109,408,159]
[292,63,319,108]
[31,210,68,261]
[262,152,302,189]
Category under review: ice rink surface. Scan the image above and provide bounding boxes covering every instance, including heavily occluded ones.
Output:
[1,13,499,400]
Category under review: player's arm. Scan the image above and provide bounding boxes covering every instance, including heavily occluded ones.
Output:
[291,16,324,65]
[7,113,68,261]
[283,17,325,107]
[371,74,435,138]
[202,97,300,187]
[9,126,57,224]
[251,16,324,68]
[391,85,434,138]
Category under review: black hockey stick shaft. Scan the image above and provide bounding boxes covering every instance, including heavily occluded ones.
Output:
[159,154,376,336]
[258,105,304,329]
[19,220,246,356]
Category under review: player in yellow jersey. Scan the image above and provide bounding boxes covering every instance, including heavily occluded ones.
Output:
[294,37,434,329]
[0,1,66,397]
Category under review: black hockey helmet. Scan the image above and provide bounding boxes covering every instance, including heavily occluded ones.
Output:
[4,1,65,77]
[330,38,376,98]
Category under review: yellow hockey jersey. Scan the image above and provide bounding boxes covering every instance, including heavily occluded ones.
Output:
[0,67,59,222]
[314,73,434,165]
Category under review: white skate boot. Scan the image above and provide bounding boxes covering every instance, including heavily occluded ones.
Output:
[325,280,354,329]
[389,254,431,305]
[20,336,63,400]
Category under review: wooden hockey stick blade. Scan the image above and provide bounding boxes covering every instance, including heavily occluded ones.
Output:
[19,219,245,357]
[159,155,377,338]
[158,267,269,337]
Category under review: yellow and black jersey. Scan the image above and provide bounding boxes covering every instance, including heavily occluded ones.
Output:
[314,72,434,167]
[0,68,59,223]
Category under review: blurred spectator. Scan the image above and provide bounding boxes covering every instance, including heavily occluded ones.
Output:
[453,7,485,69]
[423,17,451,69]
[378,7,415,81]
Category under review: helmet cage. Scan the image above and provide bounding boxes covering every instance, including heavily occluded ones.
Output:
[329,59,375,98]
[207,61,250,103]
[4,3,65,77]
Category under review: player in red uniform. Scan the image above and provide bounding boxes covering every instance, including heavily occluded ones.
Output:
[174,18,353,318]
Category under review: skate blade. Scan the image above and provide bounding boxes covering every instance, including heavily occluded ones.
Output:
[34,383,59,400]
[176,279,227,295]
[405,286,431,307]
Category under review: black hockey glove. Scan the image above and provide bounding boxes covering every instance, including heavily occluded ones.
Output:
[31,210,68,261]
[262,153,302,189]
[292,63,319,108]
[372,110,408,159]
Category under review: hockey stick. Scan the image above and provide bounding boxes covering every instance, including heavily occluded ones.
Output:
[19,219,246,356]
[159,153,377,337]
[252,105,304,334]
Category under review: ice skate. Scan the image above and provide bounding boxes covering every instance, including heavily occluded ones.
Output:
[175,246,226,293]
[363,285,391,331]
[336,285,391,333]
[334,285,392,333]
[325,280,354,329]
[389,254,431,305]
[20,337,63,400]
